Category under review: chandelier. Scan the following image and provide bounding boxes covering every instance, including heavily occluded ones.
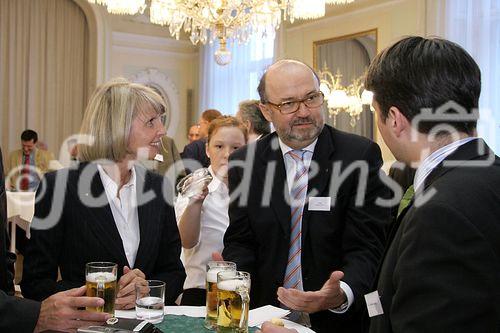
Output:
[88,0,356,65]
[318,64,373,127]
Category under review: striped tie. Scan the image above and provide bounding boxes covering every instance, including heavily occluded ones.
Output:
[283,149,308,291]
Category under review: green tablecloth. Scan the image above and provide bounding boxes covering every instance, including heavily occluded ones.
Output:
[155,315,258,333]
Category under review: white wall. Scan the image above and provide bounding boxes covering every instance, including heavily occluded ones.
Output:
[283,0,427,166]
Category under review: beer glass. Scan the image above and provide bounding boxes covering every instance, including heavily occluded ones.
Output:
[216,271,251,333]
[136,280,166,324]
[85,262,118,315]
[204,261,237,330]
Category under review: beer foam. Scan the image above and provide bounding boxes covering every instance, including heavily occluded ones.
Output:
[86,272,116,283]
[207,268,227,283]
[217,279,250,291]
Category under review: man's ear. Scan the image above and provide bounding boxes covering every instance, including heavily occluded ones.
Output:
[259,103,273,123]
[389,106,409,137]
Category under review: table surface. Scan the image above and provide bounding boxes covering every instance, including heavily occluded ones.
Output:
[154,315,258,333]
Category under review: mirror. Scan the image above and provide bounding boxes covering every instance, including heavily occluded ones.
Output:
[313,29,377,139]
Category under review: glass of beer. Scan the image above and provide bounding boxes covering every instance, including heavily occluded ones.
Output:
[85,262,118,315]
[216,271,251,333]
[204,261,237,330]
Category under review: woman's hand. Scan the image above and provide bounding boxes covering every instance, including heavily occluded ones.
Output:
[115,266,146,310]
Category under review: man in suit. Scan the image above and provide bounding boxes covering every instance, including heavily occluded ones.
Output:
[222,59,391,333]
[6,129,54,191]
[0,147,111,332]
[364,37,500,332]
[181,109,222,174]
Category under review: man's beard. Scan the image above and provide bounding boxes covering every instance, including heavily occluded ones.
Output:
[278,117,324,143]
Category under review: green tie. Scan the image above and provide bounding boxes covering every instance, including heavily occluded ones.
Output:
[397,185,415,217]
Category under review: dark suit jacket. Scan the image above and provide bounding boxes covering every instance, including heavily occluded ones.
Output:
[0,148,40,332]
[370,139,500,333]
[181,138,209,174]
[21,162,186,304]
[223,126,391,333]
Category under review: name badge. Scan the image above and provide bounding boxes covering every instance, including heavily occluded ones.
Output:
[364,290,384,317]
[308,197,331,211]
[154,153,164,162]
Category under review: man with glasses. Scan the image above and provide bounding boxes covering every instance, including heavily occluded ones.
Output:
[222,59,391,333]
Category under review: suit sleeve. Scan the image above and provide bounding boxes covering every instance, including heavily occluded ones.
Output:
[149,199,186,305]
[390,202,498,332]
[0,289,40,332]
[341,142,391,311]
[222,153,257,275]
[21,172,76,301]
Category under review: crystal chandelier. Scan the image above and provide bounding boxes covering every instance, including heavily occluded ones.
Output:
[88,0,356,65]
[318,64,373,127]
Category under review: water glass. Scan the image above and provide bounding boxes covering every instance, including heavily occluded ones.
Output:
[135,280,165,324]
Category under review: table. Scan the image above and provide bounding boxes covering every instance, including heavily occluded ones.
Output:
[6,191,36,253]
[154,315,258,333]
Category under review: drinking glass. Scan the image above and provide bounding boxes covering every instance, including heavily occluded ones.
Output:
[135,280,166,324]
[204,261,237,330]
[85,262,118,315]
[216,271,251,333]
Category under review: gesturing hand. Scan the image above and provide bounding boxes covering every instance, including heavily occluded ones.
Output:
[277,271,346,313]
[115,266,146,310]
[34,285,111,333]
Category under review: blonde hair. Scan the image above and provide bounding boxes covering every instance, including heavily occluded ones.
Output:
[207,116,248,144]
[78,78,165,162]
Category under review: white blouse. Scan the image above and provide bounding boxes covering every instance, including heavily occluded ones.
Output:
[174,167,230,290]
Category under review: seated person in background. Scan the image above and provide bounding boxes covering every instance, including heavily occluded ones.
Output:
[236,99,271,143]
[21,78,186,308]
[181,109,222,174]
[175,116,247,305]
[1,147,111,333]
[188,124,200,143]
[6,129,55,191]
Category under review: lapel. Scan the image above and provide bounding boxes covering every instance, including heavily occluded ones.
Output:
[302,127,335,241]
[77,162,128,267]
[259,134,292,236]
[133,166,158,269]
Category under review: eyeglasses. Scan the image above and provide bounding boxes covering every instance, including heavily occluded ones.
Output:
[265,91,324,115]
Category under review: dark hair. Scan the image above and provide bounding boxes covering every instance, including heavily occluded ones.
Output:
[365,36,480,135]
[238,100,270,136]
[257,60,320,103]
[21,129,38,143]
[201,109,222,123]
[208,116,248,144]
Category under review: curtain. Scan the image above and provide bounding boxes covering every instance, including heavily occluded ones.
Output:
[199,35,274,116]
[429,0,500,153]
[0,0,88,157]
[317,39,373,139]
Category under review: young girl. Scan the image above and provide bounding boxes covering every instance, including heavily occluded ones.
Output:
[175,116,248,305]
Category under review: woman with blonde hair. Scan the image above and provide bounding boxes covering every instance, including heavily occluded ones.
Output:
[21,78,186,309]
[175,116,248,305]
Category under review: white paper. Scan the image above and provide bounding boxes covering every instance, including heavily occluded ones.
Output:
[258,319,316,333]
[364,290,384,317]
[248,305,290,327]
[115,310,136,319]
[308,197,331,211]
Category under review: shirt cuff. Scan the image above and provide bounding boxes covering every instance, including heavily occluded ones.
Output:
[328,281,354,314]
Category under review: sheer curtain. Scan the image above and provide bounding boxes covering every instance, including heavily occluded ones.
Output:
[199,35,274,115]
[429,0,500,153]
[0,0,88,154]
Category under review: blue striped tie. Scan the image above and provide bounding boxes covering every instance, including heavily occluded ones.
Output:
[283,149,308,291]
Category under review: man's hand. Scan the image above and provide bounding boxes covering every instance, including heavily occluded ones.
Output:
[277,271,346,313]
[34,285,111,333]
[257,321,298,333]
[115,266,146,309]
